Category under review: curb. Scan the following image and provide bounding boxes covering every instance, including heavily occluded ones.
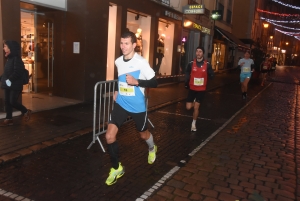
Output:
[0,127,93,165]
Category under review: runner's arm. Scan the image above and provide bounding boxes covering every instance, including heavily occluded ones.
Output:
[185,62,192,83]
[207,62,215,80]
[137,76,157,88]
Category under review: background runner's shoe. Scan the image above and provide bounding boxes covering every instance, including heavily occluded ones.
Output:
[148,145,157,164]
[191,124,197,132]
[105,162,125,185]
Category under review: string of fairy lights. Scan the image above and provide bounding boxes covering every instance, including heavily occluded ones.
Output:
[257,9,300,19]
[258,1,300,41]
[271,0,300,10]
[260,18,300,30]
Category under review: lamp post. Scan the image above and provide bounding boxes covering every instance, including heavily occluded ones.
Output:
[261,23,269,53]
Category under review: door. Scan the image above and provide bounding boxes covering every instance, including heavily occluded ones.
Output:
[34,12,54,95]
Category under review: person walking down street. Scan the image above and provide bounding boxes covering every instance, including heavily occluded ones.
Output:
[270,57,277,77]
[105,31,158,186]
[185,46,214,132]
[238,51,255,99]
[260,57,271,86]
[0,40,31,126]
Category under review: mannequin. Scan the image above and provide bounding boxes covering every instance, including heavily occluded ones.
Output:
[156,34,165,74]
[135,28,143,56]
[157,34,165,48]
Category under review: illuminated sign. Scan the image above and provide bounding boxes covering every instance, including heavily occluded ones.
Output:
[201,26,211,35]
[193,23,202,31]
[182,4,205,14]
[165,10,182,21]
[184,20,211,34]
[212,10,223,20]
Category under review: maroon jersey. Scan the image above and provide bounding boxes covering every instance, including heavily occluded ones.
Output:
[189,59,208,91]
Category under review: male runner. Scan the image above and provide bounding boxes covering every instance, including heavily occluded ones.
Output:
[185,46,214,132]
[105,31,158,185]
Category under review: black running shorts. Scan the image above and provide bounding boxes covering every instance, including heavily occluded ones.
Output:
[186,90,206,103]
[109,103,148,132]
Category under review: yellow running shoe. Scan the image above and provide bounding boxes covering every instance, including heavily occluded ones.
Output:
[148,145,157,164]
[105,162,125,185]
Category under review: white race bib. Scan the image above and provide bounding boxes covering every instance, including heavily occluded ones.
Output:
[194,78,204,86]
[263,66,268,70]
[119,81,135,96]
[242,67,250,73]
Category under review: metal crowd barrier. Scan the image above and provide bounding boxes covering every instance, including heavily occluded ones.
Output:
[87,79,154,152]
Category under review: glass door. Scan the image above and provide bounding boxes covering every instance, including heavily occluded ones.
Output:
[34,12,54,95]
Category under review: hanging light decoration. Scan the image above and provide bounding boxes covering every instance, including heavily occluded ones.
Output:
[275,28,300,41]
[260,18,300,30]
[257,9,300,18]
[275,28,300,36]
[259,17,300,23]
[271,0,300,10]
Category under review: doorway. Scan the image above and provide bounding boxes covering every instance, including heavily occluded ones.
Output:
[21,10,54,95]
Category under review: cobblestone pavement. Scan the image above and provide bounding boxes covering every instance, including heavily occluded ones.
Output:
[0,67,298,201]
[147,66,300,201]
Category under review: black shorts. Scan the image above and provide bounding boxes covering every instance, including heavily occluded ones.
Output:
[261,70,268,74]
[109,103,148,132]
[186,90,206,103]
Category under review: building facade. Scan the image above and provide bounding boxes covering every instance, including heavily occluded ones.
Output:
[0,0,185,111]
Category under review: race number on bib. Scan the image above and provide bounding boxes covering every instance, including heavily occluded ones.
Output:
[119,81,135,96]
[194,78,204,86]
[263,66,268,70]
[242,67,250,73]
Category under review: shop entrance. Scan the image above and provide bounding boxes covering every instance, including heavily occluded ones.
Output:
[180,30,201,73]
[21,10,54,95]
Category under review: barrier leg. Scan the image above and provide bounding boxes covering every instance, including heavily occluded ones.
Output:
[87,141,94,149]
[87,136,106,152]
[97,136,106,152]
[148,118,154,128]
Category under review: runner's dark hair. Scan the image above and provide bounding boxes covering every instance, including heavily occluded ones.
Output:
[121,31,137,44]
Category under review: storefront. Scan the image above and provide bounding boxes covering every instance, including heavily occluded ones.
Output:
[213,26,249,71]
[20,9,56,95]
[180,18,212,73]
[106,4,182,79]
[1,0,183,110]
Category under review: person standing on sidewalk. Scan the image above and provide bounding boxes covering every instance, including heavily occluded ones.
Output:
[185,46,214,132]
[0,40,31,126]
[238,51,255,99]
[260,56,271,86]
[105,31,158,186]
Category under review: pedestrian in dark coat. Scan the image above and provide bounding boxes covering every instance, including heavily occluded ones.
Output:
[0,40,31,126]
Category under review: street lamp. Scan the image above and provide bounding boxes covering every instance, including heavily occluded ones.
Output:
[263,23,269,28]
[286,42,289,45]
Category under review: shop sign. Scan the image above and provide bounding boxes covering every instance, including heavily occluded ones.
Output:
[193,23,202,31]
[201,26,211,35]
[165,10,183,21]
[152,0,170,6]
[182,4,205,14]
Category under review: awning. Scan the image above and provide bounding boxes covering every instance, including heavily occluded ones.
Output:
[215,26,249,50]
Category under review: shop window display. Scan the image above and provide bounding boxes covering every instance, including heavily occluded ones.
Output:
[212,43,225,70]
[156,20,174,75]
[126,12,151,62]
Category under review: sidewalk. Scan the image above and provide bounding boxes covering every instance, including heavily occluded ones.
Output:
[0,71,239,163]
[146,76,300,200]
